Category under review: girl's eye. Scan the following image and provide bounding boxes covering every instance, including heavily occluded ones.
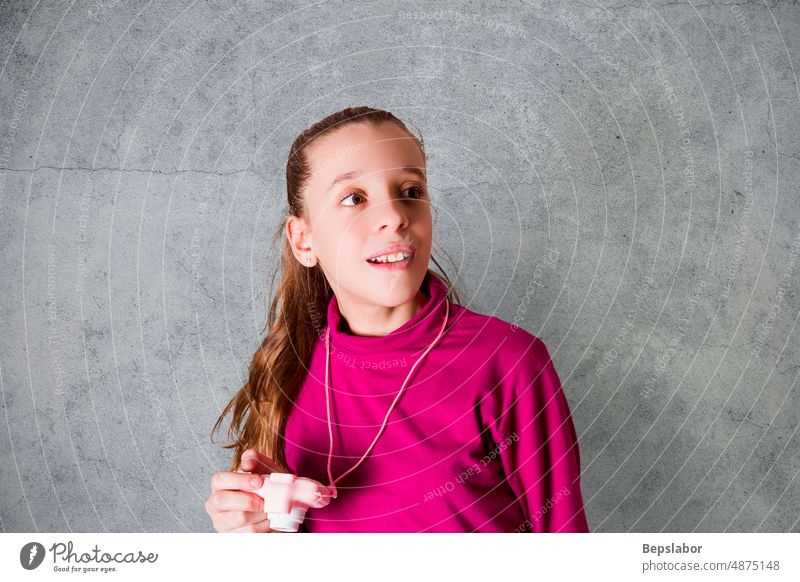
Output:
[338,186,425,207]
[339,191,364,206]
[402,186,425,199]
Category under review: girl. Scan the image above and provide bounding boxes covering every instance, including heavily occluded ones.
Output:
[206,106,589,533]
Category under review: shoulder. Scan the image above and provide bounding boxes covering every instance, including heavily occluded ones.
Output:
[449,302,553,376]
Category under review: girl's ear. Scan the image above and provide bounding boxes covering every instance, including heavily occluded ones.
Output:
[286,215,313,264]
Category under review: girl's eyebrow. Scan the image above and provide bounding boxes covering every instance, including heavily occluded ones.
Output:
[325,167,425,197]
[325,170,363,197]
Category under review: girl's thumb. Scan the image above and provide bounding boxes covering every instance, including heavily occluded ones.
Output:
[240,448,282,475]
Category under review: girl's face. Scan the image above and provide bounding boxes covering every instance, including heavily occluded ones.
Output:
[288,121,432,309]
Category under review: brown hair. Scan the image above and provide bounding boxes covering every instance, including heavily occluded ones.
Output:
[211,106,461,472]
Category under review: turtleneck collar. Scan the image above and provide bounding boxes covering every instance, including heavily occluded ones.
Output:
[325,270,449,355]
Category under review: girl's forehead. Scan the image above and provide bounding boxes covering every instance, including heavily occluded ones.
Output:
[306,124,425,187]
[310,122,421,162]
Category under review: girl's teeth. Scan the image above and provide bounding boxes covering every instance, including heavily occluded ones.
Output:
[369,252,410,263]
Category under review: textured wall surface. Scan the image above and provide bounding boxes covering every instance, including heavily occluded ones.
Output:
[0,0,798,533]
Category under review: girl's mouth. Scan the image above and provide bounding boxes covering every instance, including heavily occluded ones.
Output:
[365,250,415,272]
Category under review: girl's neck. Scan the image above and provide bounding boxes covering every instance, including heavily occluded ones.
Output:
[336,287,429,338]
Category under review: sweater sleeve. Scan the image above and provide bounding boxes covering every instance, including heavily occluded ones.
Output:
[487,335,590,533]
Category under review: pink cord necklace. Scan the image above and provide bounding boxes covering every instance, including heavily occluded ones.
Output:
[323,297,450,500]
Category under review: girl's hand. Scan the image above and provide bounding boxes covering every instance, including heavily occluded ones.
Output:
[205,448,282,533]
[238,448,283,475]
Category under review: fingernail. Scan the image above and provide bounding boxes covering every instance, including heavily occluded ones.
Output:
[250,476,262,488]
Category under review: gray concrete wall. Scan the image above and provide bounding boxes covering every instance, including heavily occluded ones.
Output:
[0,0,798,532]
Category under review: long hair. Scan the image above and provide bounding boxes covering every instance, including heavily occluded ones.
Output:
[211,106,461,472]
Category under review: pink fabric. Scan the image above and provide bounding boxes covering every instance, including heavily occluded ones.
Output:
[284,271,590,532]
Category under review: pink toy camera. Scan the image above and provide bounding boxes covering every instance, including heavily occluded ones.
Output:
[252,473,335,532]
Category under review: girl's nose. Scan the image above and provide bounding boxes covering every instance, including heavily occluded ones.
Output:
[372,197,410,232]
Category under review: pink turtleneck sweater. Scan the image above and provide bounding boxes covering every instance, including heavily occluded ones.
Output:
[284,271,589,533]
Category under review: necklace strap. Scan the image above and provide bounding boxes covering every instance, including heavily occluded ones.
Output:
[323,298,451,499]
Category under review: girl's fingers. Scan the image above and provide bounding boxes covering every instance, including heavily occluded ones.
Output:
[211,471,265,492]
[207,489,265,513]
[211,511,266,531]
[211,510,266,532]
[227,516,273,533]
[239,448,282,475]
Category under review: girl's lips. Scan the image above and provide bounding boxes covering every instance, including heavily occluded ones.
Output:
[365,251,415,272]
